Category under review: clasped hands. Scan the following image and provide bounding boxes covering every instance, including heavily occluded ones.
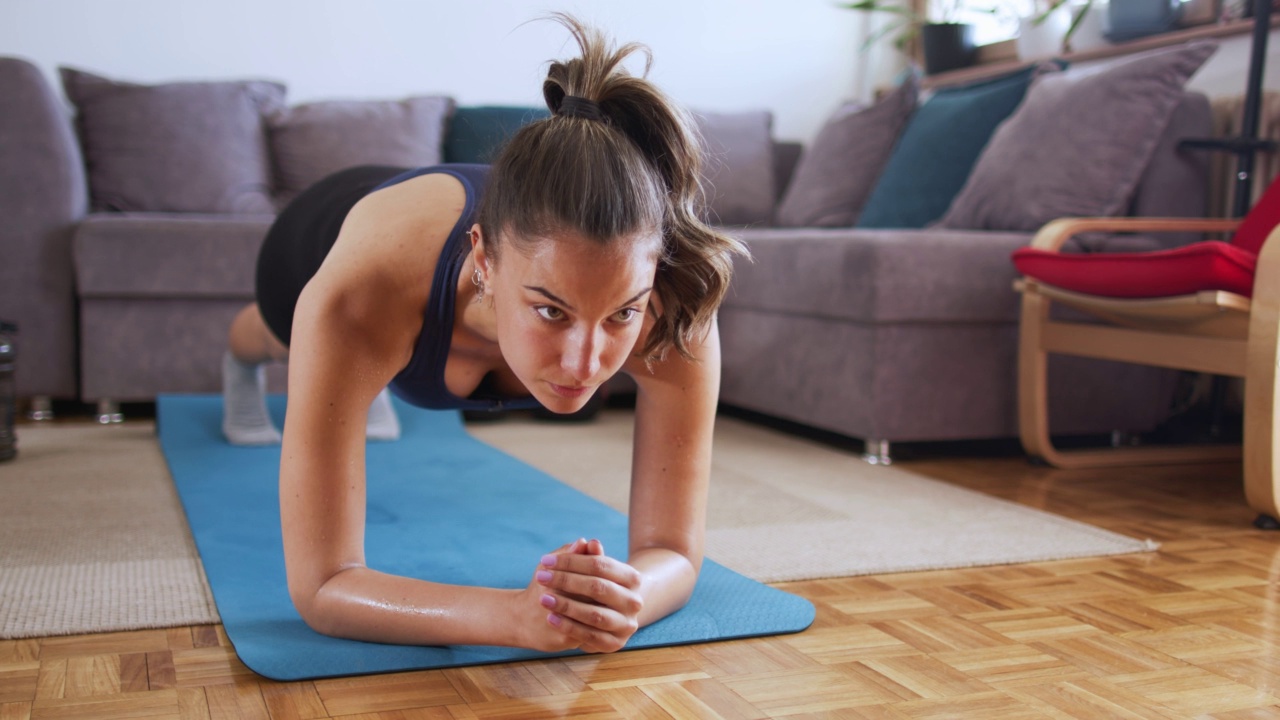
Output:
[517,538,643,653]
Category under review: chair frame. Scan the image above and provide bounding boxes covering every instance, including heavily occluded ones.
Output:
[1016,217,1280,521]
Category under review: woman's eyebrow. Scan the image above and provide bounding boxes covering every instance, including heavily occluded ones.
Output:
[524,286,653,312]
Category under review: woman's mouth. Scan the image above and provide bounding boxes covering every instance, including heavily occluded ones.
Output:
[548,382,589,399]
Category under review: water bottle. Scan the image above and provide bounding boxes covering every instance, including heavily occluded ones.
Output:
[0,321,16,462]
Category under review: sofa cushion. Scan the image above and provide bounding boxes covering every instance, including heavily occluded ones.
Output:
[444,105,551,164]
[269,96,453,202]
[722,228,1170,324]
[724,228,1030,323]
[774,78,917,228]
[73,214,274,298]
[1013,241,1258,298]
[856,64,1048,229]
[938,42,1218,232]
[59,68,284,215]
[695,110,776,227]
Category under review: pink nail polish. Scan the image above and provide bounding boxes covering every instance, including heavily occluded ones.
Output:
[548,613,562,627]
[536,570,553,583]
[540,554,557,567]
[540,594,556,609]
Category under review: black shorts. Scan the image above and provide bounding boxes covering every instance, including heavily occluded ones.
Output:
[255,165,410,346]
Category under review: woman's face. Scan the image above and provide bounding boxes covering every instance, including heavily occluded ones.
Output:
[478,226,662,414]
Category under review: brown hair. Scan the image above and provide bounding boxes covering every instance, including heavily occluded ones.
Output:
[477,13,749,361]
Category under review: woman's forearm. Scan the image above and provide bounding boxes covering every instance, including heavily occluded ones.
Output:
[629,547,701,627]
[298,566,521,647]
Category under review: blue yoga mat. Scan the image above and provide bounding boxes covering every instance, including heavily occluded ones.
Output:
[157,394,814,681]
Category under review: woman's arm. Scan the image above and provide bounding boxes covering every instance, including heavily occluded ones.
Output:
[627,318,719,622]
[533,318,720,650]
[276,181,583,651]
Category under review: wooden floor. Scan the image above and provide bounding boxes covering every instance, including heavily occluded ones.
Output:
[3,418,1279,718]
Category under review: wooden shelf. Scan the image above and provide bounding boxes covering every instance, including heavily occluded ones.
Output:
[922,15,1278,89]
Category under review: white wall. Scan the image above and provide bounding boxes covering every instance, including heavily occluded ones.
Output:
[0,0,895,144]
[2,0,1271,144]
[1186,30,1280,98]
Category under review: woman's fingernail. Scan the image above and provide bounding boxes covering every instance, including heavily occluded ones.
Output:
[540,594,556,609]
[536,570,553,583]
[540,554,557,567]
[548,613,562,627]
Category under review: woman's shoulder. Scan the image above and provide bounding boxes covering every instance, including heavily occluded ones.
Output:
[311,171,468,303]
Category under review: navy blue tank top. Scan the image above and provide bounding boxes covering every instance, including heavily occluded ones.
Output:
[373,165,540,411]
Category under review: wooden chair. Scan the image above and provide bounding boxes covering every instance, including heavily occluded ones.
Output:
[1014,216,1280,527]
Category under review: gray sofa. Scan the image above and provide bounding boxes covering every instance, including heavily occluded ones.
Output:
[0,50,1214,457]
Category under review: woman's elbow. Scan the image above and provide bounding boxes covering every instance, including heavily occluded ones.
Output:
[286,570,349,638]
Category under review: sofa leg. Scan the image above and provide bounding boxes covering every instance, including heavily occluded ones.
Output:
[27,395,54,421]
[863,439,893,466]
[96,399,123,424]
[1110,430,1141,448]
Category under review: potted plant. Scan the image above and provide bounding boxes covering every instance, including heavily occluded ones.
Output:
[839,0,1000,73]
[1024,0,1098,54]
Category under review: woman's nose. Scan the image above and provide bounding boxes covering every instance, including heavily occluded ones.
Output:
[562,327,603,382]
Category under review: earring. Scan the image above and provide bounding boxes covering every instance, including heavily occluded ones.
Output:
[471,267,485,302]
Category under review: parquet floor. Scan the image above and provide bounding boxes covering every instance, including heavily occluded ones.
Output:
[3,417,1279,718]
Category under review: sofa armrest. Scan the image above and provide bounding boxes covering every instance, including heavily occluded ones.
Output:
[0,56,88,398]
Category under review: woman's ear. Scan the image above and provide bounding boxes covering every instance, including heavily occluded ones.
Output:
[470,224,491,284]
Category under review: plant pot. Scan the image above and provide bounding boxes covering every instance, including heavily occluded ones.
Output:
[920,23,976,74]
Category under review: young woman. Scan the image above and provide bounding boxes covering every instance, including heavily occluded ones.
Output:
[221,14,747,653]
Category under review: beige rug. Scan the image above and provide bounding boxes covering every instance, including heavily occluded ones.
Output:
[0,423,218,639]
[470,410,1156,583]
[0,410,1153,639]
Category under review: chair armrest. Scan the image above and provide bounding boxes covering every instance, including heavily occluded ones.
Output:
[1029,217,1243,253]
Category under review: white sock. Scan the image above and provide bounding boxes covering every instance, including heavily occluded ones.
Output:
[221,352,282,446]
[366,387,401,442]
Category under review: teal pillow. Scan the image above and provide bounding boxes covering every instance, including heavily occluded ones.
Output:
[855,65,1051,229]
[443,106,550,164]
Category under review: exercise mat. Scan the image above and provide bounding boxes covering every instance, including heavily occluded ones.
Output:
[156,394,814,681]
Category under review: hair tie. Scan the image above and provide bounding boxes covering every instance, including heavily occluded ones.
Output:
[558,95,604,122]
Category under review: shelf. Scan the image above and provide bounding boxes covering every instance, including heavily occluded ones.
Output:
[921,15,1279,89]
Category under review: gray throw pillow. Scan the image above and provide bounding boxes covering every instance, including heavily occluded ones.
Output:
[60,67,284,214]
[269,96,454,203]
[695,110,776,227]
[774,78,917,228]
[937,41,1218,232]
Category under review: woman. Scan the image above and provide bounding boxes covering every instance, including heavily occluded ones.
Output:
[221,14,746,653]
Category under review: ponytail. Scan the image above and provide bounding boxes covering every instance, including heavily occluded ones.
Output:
[478,13,749,361]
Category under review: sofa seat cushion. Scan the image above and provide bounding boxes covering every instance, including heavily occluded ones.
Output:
[74,214,275,298]
[1013,241,1258,298]
[724,228,1041,324]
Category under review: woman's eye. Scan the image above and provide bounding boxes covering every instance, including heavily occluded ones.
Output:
[535,306,565,321]
[613,308,639,323]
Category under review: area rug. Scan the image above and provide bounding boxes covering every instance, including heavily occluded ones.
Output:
[156,394,814,680]
[470,410,1157,583]
[0,423,218,639]
[0,400,1153,641]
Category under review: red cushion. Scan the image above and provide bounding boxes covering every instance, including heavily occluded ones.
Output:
[1232,173,1280,254]
[1012,241,1258,298]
